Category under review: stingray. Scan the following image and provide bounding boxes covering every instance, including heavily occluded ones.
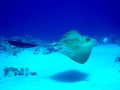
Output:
[53,30,96,64]
[8,30,95,64]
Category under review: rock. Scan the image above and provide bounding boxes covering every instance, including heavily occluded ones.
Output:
[3,67,37,77]
[30,72,37,76]
[3,67,18,77]
[115,56,120,63]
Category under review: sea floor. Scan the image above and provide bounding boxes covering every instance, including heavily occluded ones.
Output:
[0,44,120,90]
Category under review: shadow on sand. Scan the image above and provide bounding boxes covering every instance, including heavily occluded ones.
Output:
[50,70,89,83]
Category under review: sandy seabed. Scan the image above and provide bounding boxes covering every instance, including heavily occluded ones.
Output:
[0,44,120,90]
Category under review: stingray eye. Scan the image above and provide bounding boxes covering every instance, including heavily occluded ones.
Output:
[86,37,90,42]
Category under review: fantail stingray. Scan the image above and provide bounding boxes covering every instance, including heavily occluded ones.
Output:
[53,30,96,64]
[7,30,96,64]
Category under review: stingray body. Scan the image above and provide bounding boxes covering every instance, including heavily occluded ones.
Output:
[54,30,96,64]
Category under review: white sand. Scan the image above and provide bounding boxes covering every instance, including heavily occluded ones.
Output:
[0,44,120,90]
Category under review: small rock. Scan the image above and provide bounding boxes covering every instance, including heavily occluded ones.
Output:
[30,72,37,76]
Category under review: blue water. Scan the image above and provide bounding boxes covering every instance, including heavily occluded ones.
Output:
[0,0,120,41]
[0,1,120,89]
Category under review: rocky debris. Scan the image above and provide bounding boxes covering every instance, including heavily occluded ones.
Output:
[0,36,54,56]
[7,40,38,48]
[102,34,120,46]
[3,67,37,77]
[114,55,120,72]
[0,37,23,56]
[115,56,120,63]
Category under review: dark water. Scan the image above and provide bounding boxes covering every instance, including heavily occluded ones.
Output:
[0,0,120,41]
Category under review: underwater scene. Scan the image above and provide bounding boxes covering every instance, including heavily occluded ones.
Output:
[0,0,120,90]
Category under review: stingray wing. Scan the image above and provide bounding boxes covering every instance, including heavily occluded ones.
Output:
[56,30,95,64]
